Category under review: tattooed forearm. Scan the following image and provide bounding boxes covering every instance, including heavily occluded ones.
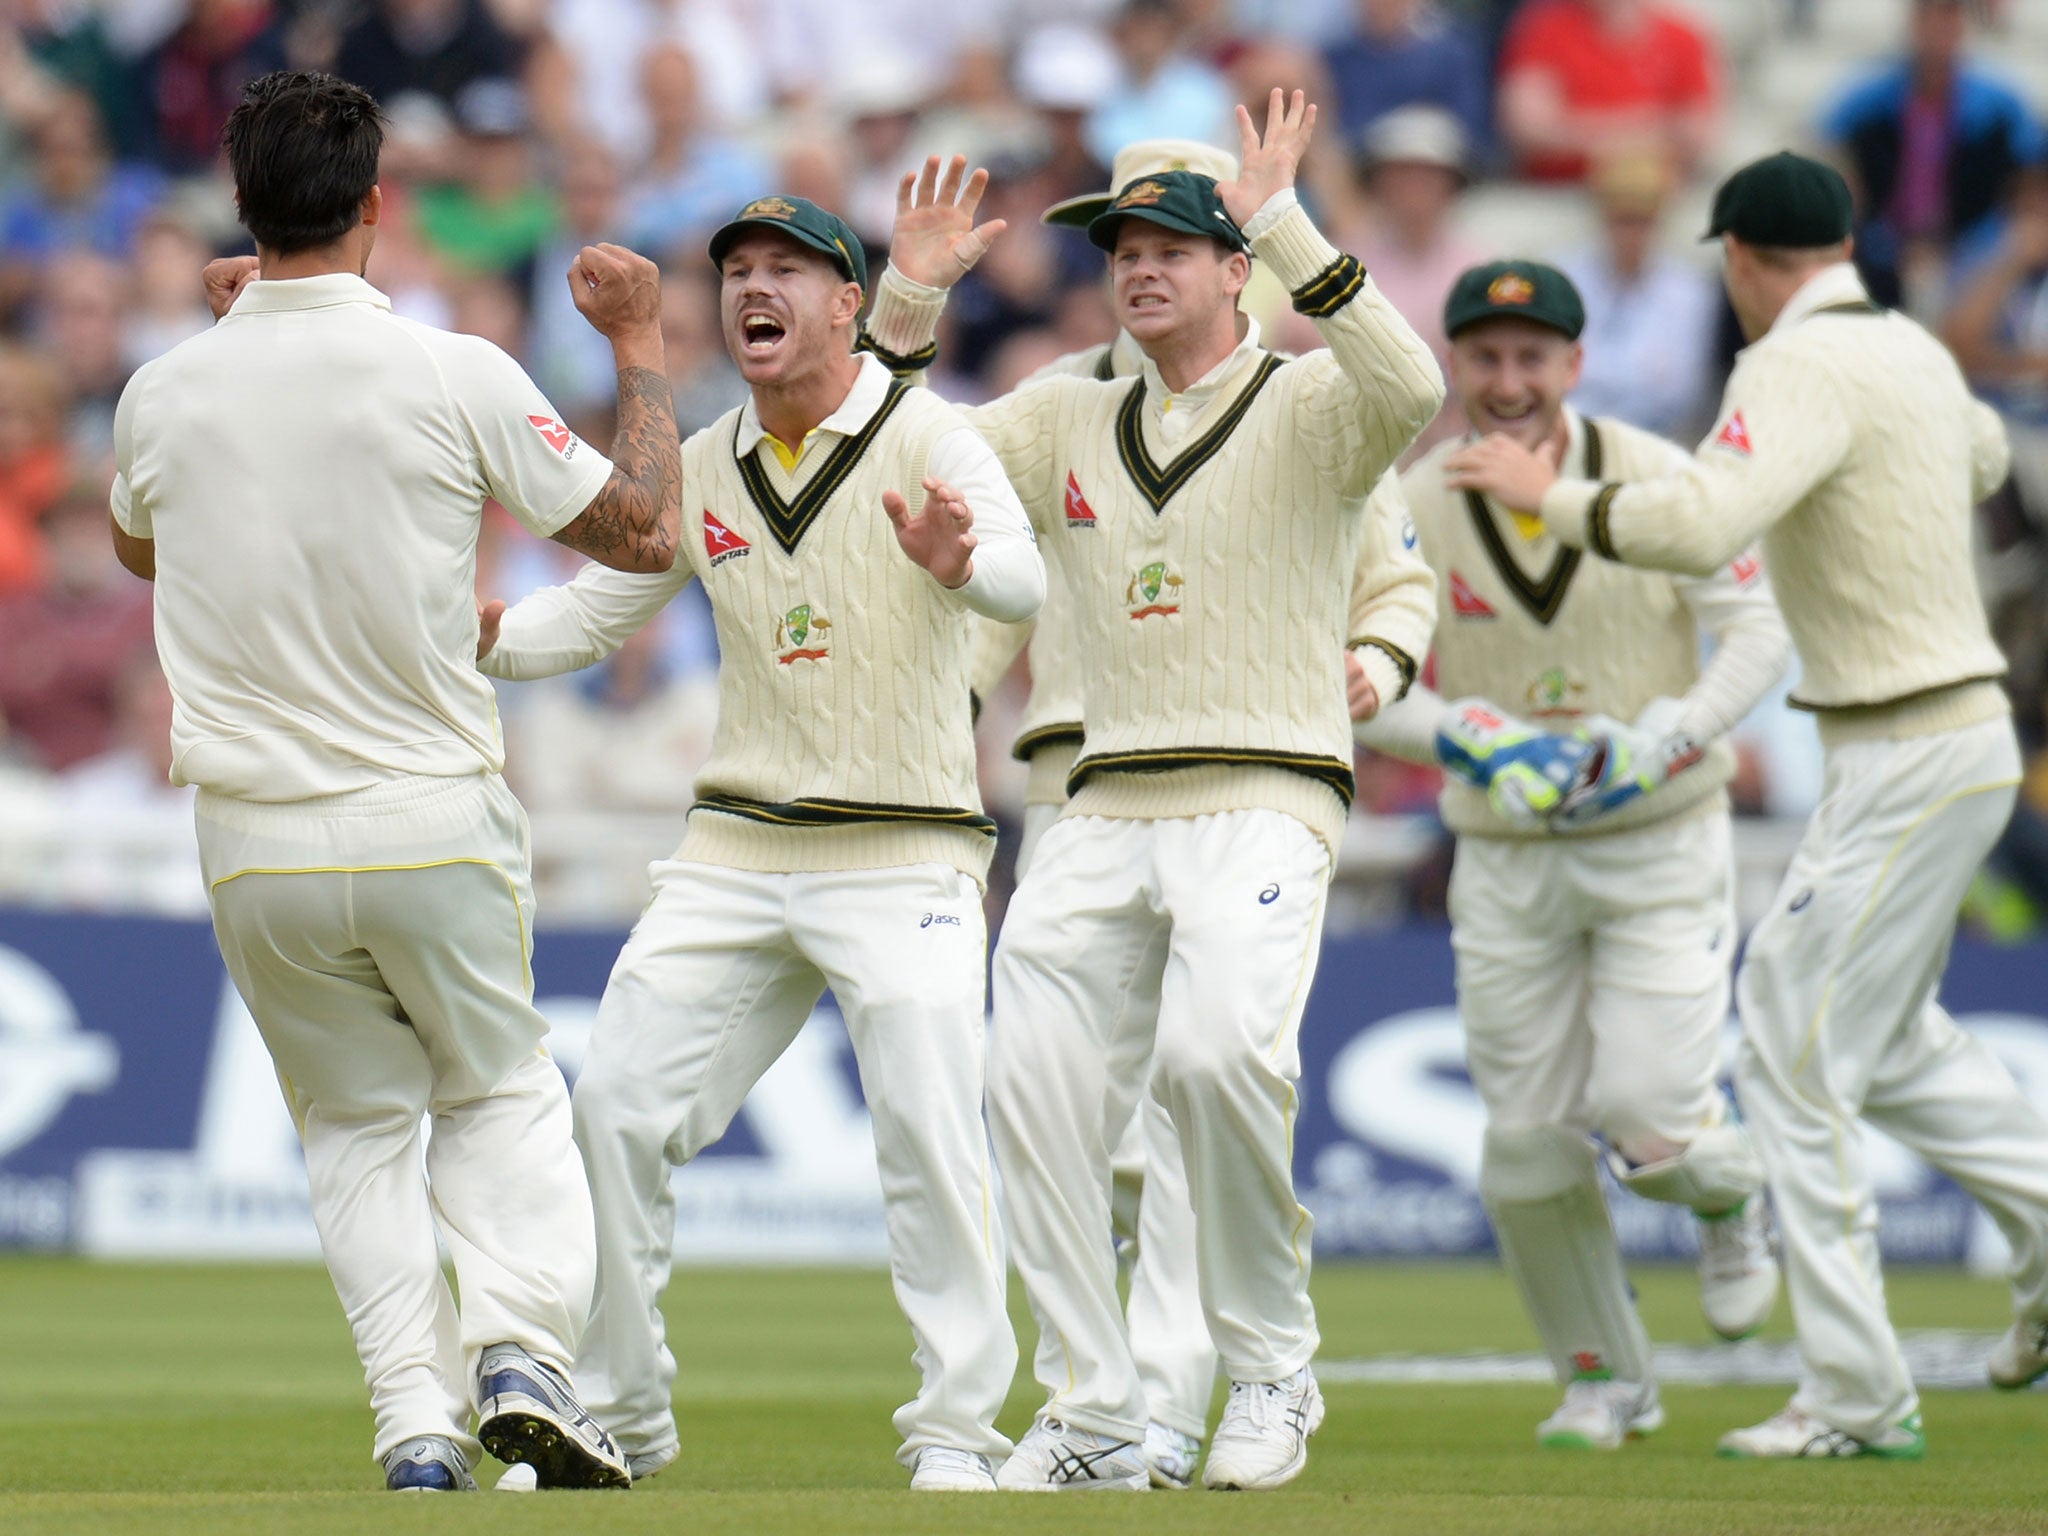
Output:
[552,365,683,573]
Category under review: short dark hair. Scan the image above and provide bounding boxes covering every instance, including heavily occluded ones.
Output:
[224,71,384,255]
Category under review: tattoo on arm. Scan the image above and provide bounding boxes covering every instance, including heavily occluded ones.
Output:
[553,365,683,572]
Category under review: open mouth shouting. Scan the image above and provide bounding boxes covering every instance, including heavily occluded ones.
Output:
[740,309,788,355]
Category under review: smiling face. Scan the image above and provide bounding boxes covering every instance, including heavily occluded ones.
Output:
[1109,219,1248,346]
[718,229,861,387]
[1446,317,1582,449]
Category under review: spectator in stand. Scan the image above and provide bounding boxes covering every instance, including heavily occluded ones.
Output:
[40,251,131,454]
[14,0,145,161]
[1014,26,1118,212]
[137,0,284,175]
[0,345,67,594]
[832,47,930,251]
[415,78,557,276]
[333,0,523,149]
[1560,147,1719,440]
[1086,0,1236,166]
[658,265,745,438]
[1335,105,1480,452]
[123,215,216,369]
[1945,168,2048,441]
[0,479,154,772]
[1322,0,1490,163]
[0,91,162,318]
[531,138,627,415]
[621,42,772,257]
[1496,0,1719,185]
[1819,0,2046,313]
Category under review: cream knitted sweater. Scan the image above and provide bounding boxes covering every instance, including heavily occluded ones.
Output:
[866,192,1444,853]
[1540,263,2011,746]
[1381,409,1790,838]
[481,355,1043,882]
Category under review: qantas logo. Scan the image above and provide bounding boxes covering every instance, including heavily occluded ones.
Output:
[1730,553,1762,587]
[526,414,578,458]
[1711,411,1753,457]
[703,510,751,567]
[1064,471,1097,528]
[1449,569,1496,619]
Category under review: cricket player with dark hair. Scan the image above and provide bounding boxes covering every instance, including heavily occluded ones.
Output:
[1359,258,1791,1449]
[140,69,682,1490]
[475,184,1044,1491]
[867,90,1443,1490]
[1451,150,2048,1458]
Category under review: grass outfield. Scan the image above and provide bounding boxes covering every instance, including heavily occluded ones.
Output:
[0,1259,2043,1534]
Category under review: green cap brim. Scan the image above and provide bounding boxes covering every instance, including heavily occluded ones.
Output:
[1087,205,1247,253]
[706,220,864,288]
[1041,192,1114,229]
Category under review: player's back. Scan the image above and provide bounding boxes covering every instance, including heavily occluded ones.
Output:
[116,273,605,802]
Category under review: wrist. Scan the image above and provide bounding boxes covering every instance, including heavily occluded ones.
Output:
[608,327,664,373]
[940,557,973,591]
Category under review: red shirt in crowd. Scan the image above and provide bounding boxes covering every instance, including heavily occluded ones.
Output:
[1499,0,1719,182]
[0,572,154,770]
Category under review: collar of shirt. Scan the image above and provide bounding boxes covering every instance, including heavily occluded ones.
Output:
[1136,315,1265,423]
[733,350,894,467]
[226,272,393,316]
[1769,261,1870,336]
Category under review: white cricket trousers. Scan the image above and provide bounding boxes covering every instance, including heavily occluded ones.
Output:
[1736,715,2048,1439]
[1018,802,1217,1440]
[570,857,1015,1470]
[197,773,594,1466]
[988,809,1329,1441]
[1451,811,1735,1156]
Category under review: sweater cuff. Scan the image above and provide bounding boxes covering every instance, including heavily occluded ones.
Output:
[861,266,948,365]
[1540,476,1604,552]
[1349,640,1410,708]
[1248,201,1350,302]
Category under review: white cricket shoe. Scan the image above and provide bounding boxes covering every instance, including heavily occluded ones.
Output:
[1537,1377,1663,1449]
[629,1443,679,1483]
[1143,1422,1203,1490]
[1717,1402,1925,1459]
[382,1434,477,1492]
[910,1446,998,1491]
[475,1342,631,1490]
[494,1463,537,1493]
[1988,1319,2048,1390]
[1697,1195,1779,1340]
[1202,1367,1324,1490]
[994,1415,1149,1491]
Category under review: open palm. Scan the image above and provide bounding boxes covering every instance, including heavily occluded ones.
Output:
[1215,89,1317,229]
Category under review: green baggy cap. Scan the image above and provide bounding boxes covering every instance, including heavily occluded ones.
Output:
[1443,260,1586,341]
[708,194,867,290]
[1087,170,1250,254]
[1703,151,1854,247]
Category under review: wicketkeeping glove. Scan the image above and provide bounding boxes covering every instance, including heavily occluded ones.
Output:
[1550,698,1707,831]
[1435,698,1601,830]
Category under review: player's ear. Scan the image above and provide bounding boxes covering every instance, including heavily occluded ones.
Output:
[1564,340,1586,392]
[834,280,863,330]
[1222,249,1251,299]
[360,184,383,229]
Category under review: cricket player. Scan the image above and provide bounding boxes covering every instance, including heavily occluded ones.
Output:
[1358,259,1792,1449]
[866,91,1443,1489]
[1449,150,2048,1457]
[475,189,1044,1491]
[924,135,1433,1490]
[122,72,681,1490]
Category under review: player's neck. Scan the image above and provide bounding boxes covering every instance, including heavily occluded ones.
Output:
[257,230,374,284]
[752,349,863,454]
[1144,310,1248,395]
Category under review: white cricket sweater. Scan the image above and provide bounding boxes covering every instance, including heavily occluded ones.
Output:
[867,192,1445,853]
[1540,263,2012,748]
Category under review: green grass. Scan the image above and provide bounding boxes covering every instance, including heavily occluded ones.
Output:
[1,1259,2044,1534]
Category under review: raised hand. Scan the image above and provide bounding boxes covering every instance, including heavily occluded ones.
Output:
[1444,433,1559,515]
[569,243,663,343]
[884,475,976,589]
[1345,650,1381,722]
[889,154,1007,290]
[202,255,260,320]
[1215,88,1317,229]
[476,596,505,661]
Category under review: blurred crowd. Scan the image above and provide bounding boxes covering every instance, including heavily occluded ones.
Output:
[0,0,2045,931]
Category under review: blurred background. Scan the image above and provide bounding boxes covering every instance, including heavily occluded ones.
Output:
[0,0,2046,1271]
